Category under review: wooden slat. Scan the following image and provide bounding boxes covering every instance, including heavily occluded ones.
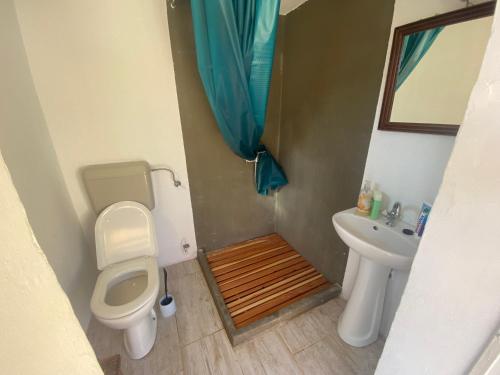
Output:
[230,274,325,316]
[227,269,319,311]
[232,278,329,325]
[210,245,290,275]
[207,234,283,261]
[223,263,314,301]
[206,233,331,329]
[215,251,300,283]
[235,283,329,328]
[208,237,287,267]
[218,257,308,292]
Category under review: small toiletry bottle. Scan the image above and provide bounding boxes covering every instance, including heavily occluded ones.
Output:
[415,202,432,237]
[356,180,372,215]
[370,190,382,220]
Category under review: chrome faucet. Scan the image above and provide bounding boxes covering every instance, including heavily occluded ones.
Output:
[385,202,401,227]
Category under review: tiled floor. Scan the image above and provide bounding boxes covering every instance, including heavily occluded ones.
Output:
[87,259,384,375]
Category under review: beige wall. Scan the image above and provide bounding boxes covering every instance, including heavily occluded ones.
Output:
[392,16,493,124]
[14,0,197,267]
[0,153,101,374]
[377,5,500,373]
[280,0,310,14]
[0,0,96,328]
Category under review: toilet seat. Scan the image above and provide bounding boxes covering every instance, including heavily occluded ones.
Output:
[95,201,158,270]
[91,256,159,320]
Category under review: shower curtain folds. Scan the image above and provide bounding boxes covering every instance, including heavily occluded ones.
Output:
[191,0,287,195]
[396,26,443,90]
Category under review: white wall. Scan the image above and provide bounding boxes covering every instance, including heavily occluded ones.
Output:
[469,326,500,374]
[343,0,493,339]
[15,0,197,266]
[376,4,500,372]
[392,16,492,125]
[0,153,102,375]
[362,0,490,226]
[0,0,96,328]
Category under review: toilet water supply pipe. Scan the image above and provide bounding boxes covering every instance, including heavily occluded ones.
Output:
[150,166,192,255]
[151,166,182,187]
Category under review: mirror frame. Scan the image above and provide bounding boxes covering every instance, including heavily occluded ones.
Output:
[378,1,496,136]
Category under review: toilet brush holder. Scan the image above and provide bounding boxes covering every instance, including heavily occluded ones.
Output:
[159,294,176,318]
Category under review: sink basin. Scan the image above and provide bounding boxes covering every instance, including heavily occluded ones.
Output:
[332,208,419,347]
[333,208,418,270]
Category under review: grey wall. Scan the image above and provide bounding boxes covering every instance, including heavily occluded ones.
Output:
[276,0,394,283]
[167,2,285,251]
[168,0,394,284]
[0,0,97,328]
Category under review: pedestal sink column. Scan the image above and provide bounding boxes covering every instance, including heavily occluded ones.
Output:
[338,251,391,347]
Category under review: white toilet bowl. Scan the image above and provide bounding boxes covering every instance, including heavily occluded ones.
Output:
[91,256,159,359]
[90,201,160,359]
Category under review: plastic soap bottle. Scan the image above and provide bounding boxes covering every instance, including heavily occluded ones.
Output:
[370,190,382,220]
[357,180,373,215]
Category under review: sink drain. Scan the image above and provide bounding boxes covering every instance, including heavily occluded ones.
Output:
[372,225,378,231]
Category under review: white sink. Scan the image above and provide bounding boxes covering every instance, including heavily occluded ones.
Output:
[333,208,418,270]
[332,208,419,347]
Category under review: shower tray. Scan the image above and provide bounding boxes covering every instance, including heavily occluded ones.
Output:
[198,233,341,345]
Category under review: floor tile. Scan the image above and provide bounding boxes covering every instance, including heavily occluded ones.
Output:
[277,298,341,353]
[144,315,183,375]
[336,332,385,375]
[181,338,211,375]
[165,259,201,282]
[182,330,242,375]
[235,330,302,375]
[170,271,223,346]
[88,307,182,375]
[87,318,123,359]
[294,334,356,375]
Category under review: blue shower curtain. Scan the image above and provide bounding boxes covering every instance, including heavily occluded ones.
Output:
[191,0,287,195]
[396,27,444,90]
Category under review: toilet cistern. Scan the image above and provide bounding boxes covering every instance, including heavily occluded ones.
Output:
[332,207,418,347]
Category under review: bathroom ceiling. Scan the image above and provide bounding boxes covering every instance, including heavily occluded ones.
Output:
[280,0,310,15]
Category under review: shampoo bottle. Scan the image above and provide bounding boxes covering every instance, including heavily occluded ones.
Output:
[370,190,382,220]
[357,180,373,215]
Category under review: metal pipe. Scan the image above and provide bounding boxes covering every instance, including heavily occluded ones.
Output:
[151,167,182,187]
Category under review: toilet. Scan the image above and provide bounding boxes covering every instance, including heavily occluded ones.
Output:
[90,201,160,359]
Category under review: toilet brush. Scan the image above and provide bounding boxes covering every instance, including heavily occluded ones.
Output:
[159,268,176,318]
[162,268,173,305]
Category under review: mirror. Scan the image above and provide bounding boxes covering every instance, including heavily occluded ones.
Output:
[379,1,496,135]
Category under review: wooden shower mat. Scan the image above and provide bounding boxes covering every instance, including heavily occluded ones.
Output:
[206,233,331,329]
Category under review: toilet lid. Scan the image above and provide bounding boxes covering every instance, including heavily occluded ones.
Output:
[91,256,159,320]
[95,201,158,270]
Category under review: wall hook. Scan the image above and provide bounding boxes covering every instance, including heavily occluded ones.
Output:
[169,0,176,9]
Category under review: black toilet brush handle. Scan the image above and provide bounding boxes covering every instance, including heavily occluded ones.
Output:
[163,268,168,296]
